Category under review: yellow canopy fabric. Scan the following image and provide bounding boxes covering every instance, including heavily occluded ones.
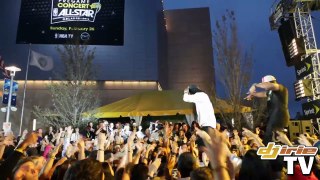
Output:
[92,90,251,118]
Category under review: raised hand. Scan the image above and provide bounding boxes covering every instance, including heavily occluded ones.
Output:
[242,128,264,147]
[298,134,313,146]
[242,128,257,139]
[135,141,143,152]
[77,138,85,149]
[276,131,292,146]
[248,83,257,94]
[148,157,161,177]
[127,130,136,144]
[164,122,172,138]
[171,141,179,154]
[195,127,211,145]
[244,94,253,100]
[97,133,106,150]
[49,142,62,158]
[19,132,38,150]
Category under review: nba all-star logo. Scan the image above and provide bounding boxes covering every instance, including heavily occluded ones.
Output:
[51,0,101,24]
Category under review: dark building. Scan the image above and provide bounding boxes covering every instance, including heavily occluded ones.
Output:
[160,8,215,94]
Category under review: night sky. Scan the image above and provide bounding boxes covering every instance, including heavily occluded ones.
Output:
[165,0,320,118]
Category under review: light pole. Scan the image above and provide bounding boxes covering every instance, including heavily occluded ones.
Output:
[4,66,21,123]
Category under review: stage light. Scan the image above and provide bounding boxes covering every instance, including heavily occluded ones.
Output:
[294,79,313,100]
[278,18,306,66]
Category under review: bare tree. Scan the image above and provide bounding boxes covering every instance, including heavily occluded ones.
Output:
[33,44,99,128]
[213,10,253,130]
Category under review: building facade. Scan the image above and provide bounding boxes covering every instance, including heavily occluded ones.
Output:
[160,8,215,94]
[0,2,214,132]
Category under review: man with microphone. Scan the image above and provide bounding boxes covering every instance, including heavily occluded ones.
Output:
[245,75,290,144]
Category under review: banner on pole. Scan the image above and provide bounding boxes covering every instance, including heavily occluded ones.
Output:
[2,79,19,106]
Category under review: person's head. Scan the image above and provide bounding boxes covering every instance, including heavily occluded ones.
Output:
[110,123,114,129]
[29,156,46,172]
[22,129,28,135]
[12,158,39,180]
[101,162,114,180]
[37,128,43,134]
[239,150,272,180]
[130,163,148,180]
[75,127,79,133]
[231,145,240,156]
[179,129,185,138]
[63,158,104,180]
[89,122,93,127]
[115,168,124,180]
[190,167,213,180]
[182,123,189,132]
[233,129,238,135]
[104,150,114,162]
[181,143,189,152]
[49,126,53,132]
[124,124,130,131]
[115,122,119,128]
[177,152,199,178]
[99,121,105,129]
[51,159,76,180]
[188,85,203,94]
[241,136,248,145]
[145,129,151,135]
[174,123,180,130]
[114,145,121,153]
[191,121,200,129]
[169,123,174,130]
[261,75,277,83]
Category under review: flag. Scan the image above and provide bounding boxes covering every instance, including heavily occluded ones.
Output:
[0,56,10,78]
[30,50,54,71]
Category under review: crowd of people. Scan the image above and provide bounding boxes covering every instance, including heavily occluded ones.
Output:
[0,80,319,180]
[0,120,319,180]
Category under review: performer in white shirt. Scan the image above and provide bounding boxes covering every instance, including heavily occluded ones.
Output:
[183,85,217,129]
[183,85,217,148]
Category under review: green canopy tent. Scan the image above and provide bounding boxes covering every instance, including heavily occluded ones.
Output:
[91,90,251,125]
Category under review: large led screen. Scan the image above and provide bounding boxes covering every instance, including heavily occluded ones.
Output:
[16,0,125,45]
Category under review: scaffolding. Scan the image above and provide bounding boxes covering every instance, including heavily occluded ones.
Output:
[270,0,320,132]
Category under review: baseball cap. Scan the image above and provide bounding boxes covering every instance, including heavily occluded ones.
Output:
[262,75,276,83]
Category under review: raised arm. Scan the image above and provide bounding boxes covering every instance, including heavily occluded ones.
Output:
[255,82,280,91]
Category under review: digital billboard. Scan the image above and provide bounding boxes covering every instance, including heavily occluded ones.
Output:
[16,0,125,45]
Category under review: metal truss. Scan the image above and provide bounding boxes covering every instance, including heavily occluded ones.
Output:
[293,2,320,100]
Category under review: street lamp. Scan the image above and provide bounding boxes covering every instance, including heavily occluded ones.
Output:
[4,66,21,123]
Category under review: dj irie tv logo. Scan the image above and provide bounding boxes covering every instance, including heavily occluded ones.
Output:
[257,142,318,175]
[51,0,101,24]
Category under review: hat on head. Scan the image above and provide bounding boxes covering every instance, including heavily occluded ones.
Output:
[261,75,276,83]
[188,84,203,94]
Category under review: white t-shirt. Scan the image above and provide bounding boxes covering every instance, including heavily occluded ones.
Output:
[183,92,216,128]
